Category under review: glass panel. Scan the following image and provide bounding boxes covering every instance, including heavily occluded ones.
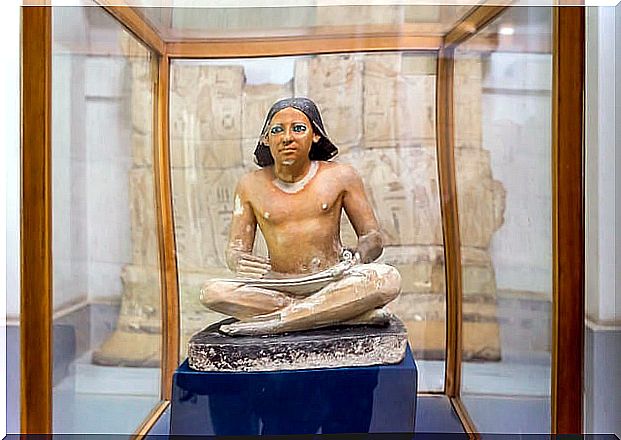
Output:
[453,7,553,433]
[52,6,161,433]
[136,5,473,39]
[169,51,446,392]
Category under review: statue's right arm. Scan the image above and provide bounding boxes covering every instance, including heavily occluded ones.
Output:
[225,177,271,278]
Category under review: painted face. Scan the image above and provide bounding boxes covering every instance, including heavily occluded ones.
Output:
[265,107,321,166]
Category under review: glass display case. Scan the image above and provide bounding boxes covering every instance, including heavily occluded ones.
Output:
[454,8,554,432]
[29,6,164,434]
[20,2,585,435]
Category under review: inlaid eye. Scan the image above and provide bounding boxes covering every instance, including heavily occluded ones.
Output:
[270,126,283,135]
[292,124,307,133]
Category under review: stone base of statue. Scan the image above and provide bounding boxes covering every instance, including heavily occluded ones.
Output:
[188,316,408,372]
[171,341,417,435]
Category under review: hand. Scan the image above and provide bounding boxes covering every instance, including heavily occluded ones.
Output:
[236,253,271,279]
[329,259,355,279]
[355,230,383,263]
[341,248,362,265]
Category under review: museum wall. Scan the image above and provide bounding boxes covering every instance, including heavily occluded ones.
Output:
[6,2,20,319]
[584,12,620,436]
[482,53,552,297]
[585,6,621,326]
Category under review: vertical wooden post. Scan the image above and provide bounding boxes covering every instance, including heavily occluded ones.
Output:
[153,54,180,400]
[20,5,53,434]
[436,47,464,398]
[551,6,585,434]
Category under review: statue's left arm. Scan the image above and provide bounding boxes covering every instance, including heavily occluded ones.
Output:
[341,165,384,263]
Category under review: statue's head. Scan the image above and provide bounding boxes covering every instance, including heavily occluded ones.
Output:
[254,97,338,167]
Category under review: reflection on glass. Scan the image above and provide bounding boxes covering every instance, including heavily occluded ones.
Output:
[169,52,446,391]
[136,5,473,39]
[454,7,553,433]
[52,6,161,433]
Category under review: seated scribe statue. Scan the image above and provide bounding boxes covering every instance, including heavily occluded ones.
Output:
[200,97,401,336]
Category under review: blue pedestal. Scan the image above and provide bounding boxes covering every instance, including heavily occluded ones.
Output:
[170,345,417,435]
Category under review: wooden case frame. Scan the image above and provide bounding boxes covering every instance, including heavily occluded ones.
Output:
[20,3,585,435]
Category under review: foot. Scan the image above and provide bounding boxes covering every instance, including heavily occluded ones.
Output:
[219,313,282,336]
[343,308,391,327]
[219,308,392,336]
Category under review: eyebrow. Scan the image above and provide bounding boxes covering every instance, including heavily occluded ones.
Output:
[270,121,308,126]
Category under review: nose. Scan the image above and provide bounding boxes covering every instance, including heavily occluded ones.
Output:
[283,128,293,143]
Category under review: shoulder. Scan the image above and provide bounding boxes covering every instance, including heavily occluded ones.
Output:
[320,161,363,185]
[237,167,272,194]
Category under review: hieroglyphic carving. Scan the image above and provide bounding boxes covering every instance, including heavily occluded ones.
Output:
[196,66,244,143]
[396,75,436,146]
[196,167,245,267]
[294,55,363,153]
[363,54,401,148]
[347,147,444,246]
[170,168,205,270]
[170,63,244,168]
[170,167,245,269]
[363,54,437,148]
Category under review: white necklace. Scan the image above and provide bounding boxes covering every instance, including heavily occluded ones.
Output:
[273,161,319,194]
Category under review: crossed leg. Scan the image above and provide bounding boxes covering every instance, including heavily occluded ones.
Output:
[200,263,401,336]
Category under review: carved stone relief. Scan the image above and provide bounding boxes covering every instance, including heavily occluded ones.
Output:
[170,64,245,169]
[348,147,445,246]
[363,54,401,148]
[294,55,363,153]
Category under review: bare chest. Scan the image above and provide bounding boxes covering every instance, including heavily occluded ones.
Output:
[250,180,343,225]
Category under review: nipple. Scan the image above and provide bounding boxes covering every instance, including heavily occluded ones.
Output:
[311,256,321,270]
[321,203,328,211]
[263,211,271,220]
